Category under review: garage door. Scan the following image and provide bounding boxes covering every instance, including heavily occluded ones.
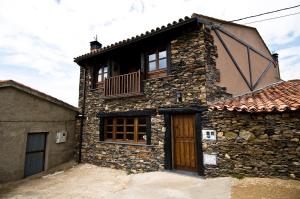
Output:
[24,133,47,177]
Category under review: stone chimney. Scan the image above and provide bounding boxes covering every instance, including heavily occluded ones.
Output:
[90,40,102,52]
[272,53,279,65]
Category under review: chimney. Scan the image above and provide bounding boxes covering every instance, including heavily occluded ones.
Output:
[272,53,279,65]
[90,40,102,52]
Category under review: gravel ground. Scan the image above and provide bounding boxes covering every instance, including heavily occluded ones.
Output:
[0,163,299,199]
[232,177,300,199]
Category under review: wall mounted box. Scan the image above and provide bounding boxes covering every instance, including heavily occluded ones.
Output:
[202,130,216,140]
[203,153,217,165]
[56,131,67,143]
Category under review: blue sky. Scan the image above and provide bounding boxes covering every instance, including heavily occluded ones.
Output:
[0,0,299,106]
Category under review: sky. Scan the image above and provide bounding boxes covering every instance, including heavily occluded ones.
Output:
[0,0,300,106]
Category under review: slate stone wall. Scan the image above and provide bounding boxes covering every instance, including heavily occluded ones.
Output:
[202,110,300,179]
[77,26,214,173]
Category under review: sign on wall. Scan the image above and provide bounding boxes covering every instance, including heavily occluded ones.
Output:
[203,153,217,165]
[56,131,67,143]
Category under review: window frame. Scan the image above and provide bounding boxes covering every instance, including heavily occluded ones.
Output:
[104,117,148,144]
[97,65,108,82]
[147,49,168,72]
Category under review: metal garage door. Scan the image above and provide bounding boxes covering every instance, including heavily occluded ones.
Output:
[24,132,47,177]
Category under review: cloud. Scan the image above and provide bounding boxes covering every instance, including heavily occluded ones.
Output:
[0,0,299,106]
[129,0,145,14]
[277,46,300,80]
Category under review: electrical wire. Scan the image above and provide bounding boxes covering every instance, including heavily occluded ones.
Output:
[229,4,300,22]
[244,11,300,24]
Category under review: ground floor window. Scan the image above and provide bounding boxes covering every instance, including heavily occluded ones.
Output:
[104,117,147,143]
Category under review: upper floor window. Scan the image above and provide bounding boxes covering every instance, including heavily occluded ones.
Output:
[98,66,108,82]
[148,50,167,72]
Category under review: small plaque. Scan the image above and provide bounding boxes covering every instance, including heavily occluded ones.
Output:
[203,153,217,165]
[202,130,216,140]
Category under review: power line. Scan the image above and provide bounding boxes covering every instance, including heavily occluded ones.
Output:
[230,4,300,22]
[244,11,300,25]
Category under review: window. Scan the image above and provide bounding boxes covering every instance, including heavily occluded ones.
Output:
[147,50,167,72]
[104,117,147,143]
[98,66,108,82]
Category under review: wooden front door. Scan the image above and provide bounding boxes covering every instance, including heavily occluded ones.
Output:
[172,114,197,171]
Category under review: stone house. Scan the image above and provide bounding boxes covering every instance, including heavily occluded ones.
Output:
[0,80,78,183]
[74,14,299,179]
[208,80,300,179]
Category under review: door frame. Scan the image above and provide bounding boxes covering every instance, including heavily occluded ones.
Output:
[158,107,205,176]
[24,132,48,177]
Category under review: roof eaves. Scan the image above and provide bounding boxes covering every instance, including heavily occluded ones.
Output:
[74,16,198,63]
[192,13,257,30]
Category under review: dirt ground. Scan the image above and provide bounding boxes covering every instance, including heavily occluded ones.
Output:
[0,163,299,199]
[232,177,300,199]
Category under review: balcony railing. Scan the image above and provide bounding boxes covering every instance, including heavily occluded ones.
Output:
[104,70,142,98]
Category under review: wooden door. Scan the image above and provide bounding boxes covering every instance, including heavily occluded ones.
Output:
[173,114,197,171]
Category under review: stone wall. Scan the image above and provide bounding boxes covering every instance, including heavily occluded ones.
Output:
[202,110,300,180]
[77,26,214,173]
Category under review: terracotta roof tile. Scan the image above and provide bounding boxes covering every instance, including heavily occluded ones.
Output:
[209,80,300,112]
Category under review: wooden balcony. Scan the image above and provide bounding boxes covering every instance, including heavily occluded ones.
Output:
[104,70,142,98]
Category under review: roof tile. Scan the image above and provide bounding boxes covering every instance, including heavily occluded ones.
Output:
[209,80,300,112]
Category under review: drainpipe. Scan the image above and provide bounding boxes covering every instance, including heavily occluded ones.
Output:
[78,67,87,163]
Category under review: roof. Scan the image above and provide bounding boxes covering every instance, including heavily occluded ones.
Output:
[74,16,197,63]
[0,80,79,112]
[74,13,257,63]
[209,80,300,113]
[191,13,255,29]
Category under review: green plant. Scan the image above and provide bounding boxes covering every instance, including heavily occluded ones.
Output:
[127,170,134,175]
[231,173,245,180]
